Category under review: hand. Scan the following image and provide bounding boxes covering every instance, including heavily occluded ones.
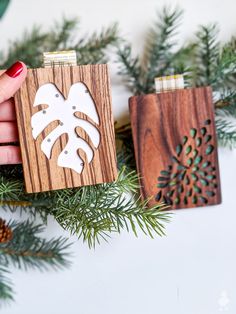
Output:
[0,61,27,165]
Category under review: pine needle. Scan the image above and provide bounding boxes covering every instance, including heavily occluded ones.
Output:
[0,221,71,270]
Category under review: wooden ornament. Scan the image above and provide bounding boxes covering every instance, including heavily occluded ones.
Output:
[14,64,117,193]
[129,86,222,209]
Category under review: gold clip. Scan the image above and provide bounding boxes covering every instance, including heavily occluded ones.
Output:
[155,74,184,93]
[43,50,77,67]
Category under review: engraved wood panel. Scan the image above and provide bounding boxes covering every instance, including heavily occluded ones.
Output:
[14,64,117,193]
[129,87,221,209]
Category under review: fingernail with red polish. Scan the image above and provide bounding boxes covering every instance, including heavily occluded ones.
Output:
[6,61,24,78]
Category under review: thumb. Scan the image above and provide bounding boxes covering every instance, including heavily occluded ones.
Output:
[0,61,27,103]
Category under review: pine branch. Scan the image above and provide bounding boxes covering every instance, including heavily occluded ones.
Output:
[1,17,79,68]
[45,17,78,51]
[0,17,118,69]
[0,25,48,68]
[115,123,136,170]
[143,6,183,92]
[0,168,170,248]
[215,90,236,115]
[50,168,170,248]
[0,221,71,270]
[193,27,236,147]
[213,43,236,89]
[0,268,13,304]
[75,23,119,64]
[193,24,220,86]
[116,45,144,94]
[117,7,184,94]
[0,176,48,222]
[168,44,196,86]
[215,115,236,148]
[0,177,23,201]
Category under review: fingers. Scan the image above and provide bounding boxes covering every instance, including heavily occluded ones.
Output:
[0,146,21,165]
[0,61,27,165]
[0,120,21,165]
[0,98,16,121]
[0,122,18,143]
[0,61,27,104]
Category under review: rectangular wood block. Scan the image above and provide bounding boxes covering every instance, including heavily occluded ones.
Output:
[14,64,117,193]
[129,87,222,209]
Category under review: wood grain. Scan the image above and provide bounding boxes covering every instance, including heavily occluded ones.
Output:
[129,87,221,209]
[14,64,117,193]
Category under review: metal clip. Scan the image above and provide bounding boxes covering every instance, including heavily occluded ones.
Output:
[155,74,184,93]
[43,50,77,67]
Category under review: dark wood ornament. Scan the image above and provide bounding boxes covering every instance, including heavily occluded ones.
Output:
[129,87,222,209]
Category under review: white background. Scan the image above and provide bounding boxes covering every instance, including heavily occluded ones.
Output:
[1,0,236,313]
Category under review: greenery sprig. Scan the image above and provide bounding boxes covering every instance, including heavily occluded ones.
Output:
[0,220,71,303]
[51,168,170,247]
[0,167,170,249]
[117,7,185,95]
[0,17,118,68]
[0,220,70,270]
[0,267,13,304]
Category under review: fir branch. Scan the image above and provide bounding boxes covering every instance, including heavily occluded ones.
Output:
[116,45,144,94]
[168,44,196,86]
[0,268,13,304]
[215,46,236,88]
[0,26,49,68]
[0,17,118,69]
[0,176,48,222]
[215,90,236,114]
[75,23,119,64]
[0,177,23,201]
[193,27,236,147]
[0,169,170,248]
[193,24,220,86]
[0,221,71,270]
[143,6,183,92]
[215,116,236,148]
[51,168,170,248]
[115,122,136,170]
[117,7,184,94]
[45,17,78,51]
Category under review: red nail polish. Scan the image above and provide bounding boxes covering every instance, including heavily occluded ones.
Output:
[5,61,24,78]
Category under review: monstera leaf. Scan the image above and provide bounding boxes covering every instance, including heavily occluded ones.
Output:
[31,82,100,174]
[0,0,10,19]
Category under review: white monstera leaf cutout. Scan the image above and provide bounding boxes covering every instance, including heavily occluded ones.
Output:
[31,82,100,174]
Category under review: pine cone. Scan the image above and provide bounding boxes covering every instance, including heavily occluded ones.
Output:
[0,218,13,243]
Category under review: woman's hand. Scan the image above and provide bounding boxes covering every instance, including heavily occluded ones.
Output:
[0,61,27,165]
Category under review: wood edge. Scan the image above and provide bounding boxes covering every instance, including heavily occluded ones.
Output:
[26,63,109,73]
[13,93,32,194]
[128,86,213,102]
[27,174,119,194]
